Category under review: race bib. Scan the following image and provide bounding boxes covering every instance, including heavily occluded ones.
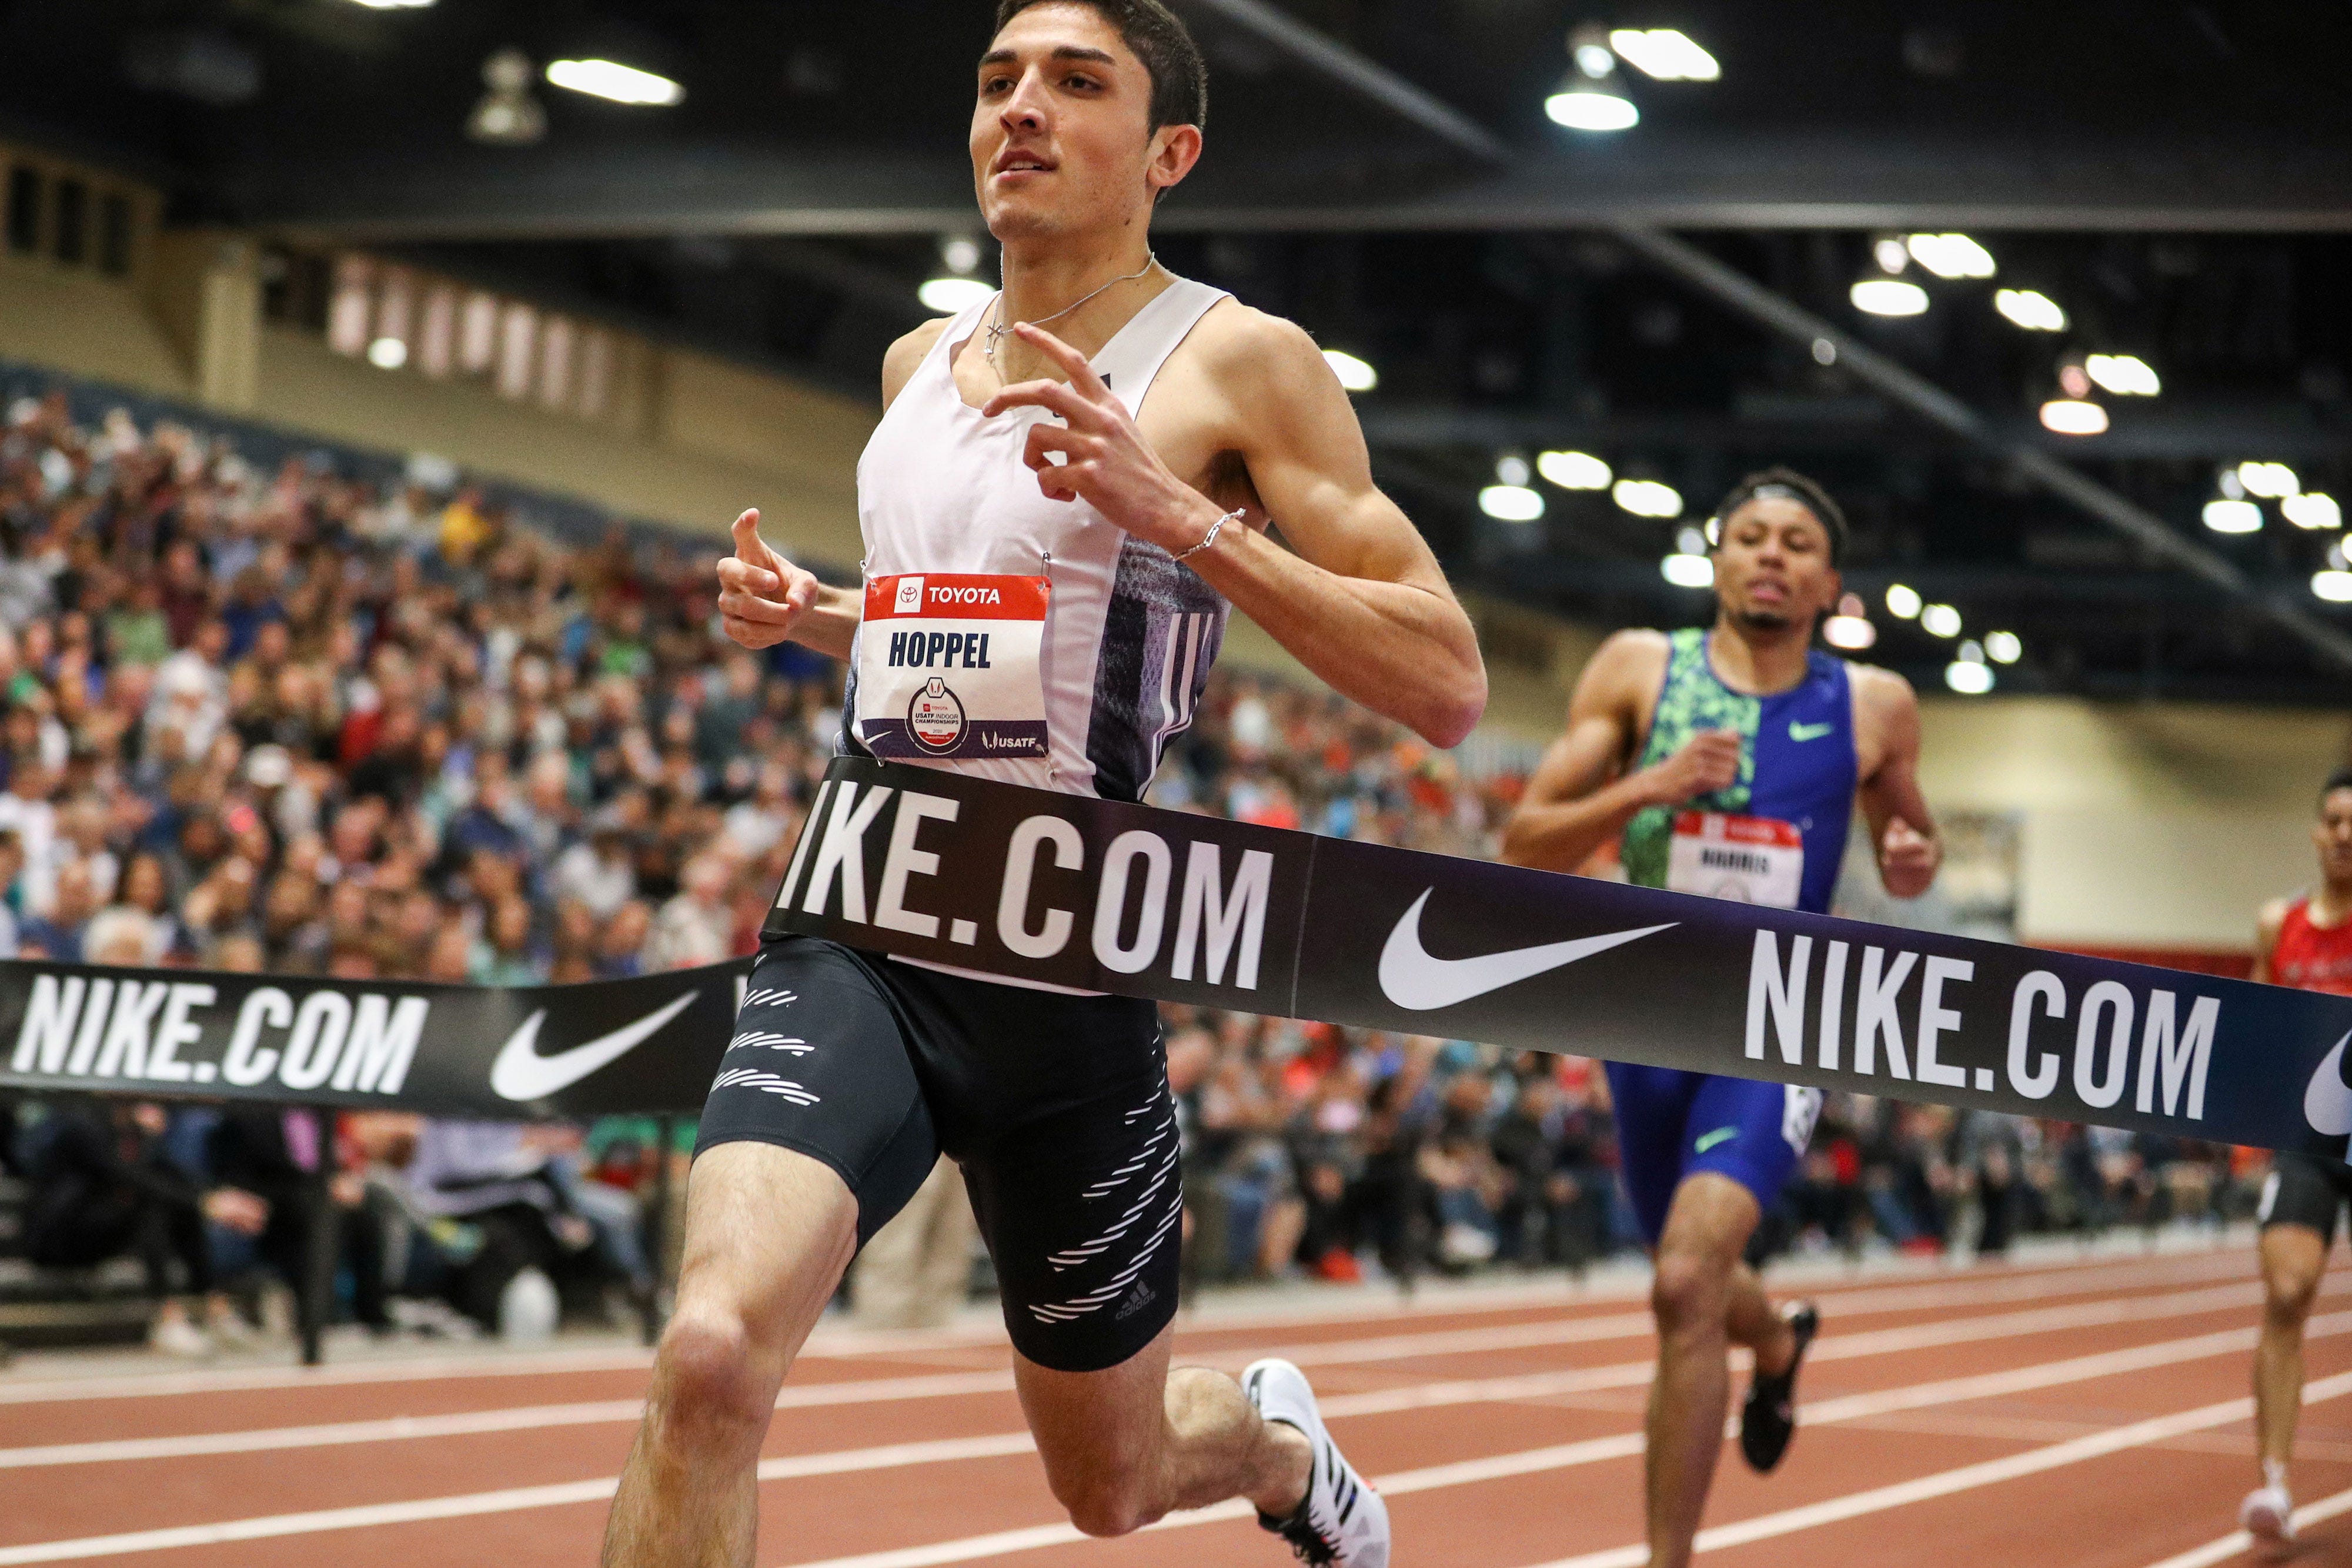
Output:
[855,572,1051,760]
[1665,811,1803,909]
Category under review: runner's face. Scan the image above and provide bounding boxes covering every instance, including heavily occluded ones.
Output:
[2315,788,2352,882]
[1713,497,1839,633]
[973,6,1190,242]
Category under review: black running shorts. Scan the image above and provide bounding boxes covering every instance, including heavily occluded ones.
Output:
[2259,1150,2352,1246]
[694,937,1181,1373]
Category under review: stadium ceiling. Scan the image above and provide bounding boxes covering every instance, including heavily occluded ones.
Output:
[4,0,2352,701]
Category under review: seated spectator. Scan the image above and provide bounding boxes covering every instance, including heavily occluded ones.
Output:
[18,1100,240,1355]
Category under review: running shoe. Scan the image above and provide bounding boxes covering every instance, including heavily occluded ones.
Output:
[1244,1358,1390,1568]
[1739,1299,1819,1473]
[2241,1482,2296,1543]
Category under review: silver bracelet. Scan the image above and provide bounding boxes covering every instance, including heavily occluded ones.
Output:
[1171,506,1242,564]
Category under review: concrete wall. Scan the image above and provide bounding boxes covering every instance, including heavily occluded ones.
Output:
[1915,697,2351,952]
[0,240,873,571]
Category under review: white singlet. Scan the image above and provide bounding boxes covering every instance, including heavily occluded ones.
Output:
[844,276,1233,801]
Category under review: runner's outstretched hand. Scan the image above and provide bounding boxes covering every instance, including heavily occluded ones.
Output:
[716,509,820,650]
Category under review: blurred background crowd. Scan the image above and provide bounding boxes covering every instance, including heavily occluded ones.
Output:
[0,389,2267,1356]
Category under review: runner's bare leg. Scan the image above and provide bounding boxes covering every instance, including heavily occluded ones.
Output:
[603,1144,858,1568]
[2255,1223,2327,1480]
[1016,1323,1312,1536]
[1643,1174,1775,1568]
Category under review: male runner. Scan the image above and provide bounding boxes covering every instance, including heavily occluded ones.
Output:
[2239,769,2352,1544]
[1500,469,1939,1568]
[600,5,1484,1564]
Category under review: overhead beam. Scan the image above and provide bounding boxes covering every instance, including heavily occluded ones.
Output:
[1169,0,1512,165]
[226,130,2352,242]
[1605,223,2352,677]
[1358,402,2352,463]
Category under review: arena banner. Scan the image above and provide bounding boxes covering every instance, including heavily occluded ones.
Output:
[0,955,753,1118]
[766,757,2352,1157]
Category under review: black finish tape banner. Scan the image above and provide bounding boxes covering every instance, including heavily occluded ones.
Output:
[0,955,753,1118]
[766,757,2352,1156]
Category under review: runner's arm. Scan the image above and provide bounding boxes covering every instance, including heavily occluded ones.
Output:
[714,323,951,661]
[985,315,1484,746]
[1196,319,1485,746]
[1501,632,1683,873]
[2251,899,2291,984]
[1853,666,1941,897]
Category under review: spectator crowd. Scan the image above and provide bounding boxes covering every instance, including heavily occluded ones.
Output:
[0,385,2266,1356]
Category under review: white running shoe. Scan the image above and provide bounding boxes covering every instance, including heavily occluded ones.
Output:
[1243,1358,1390,1568]
[2241,1483,2296,1543]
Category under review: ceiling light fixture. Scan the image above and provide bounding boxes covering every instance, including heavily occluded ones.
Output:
[2084,354,2160,396]
[1479,484,1544,522]
[1984,630,2023,664]
[2238,461,2300,499]
[2313,570,2352,604]
[545,58,684,106]
[1994,289,2067,332]
[940,235,983,275]
[1919,603,1962,638]
[1606,28,1720,81]
[1884,583,1922,618]
[1548,25,1638,131]
[1852,278,1929,317]
[1322,349,1378,392]
[917,276,994,314]
[1538,449,1611,489]
[348,0,434,8]
[1495,453,1532,487]
[1905,233,1996,280]
[2039,399,2108,436]
[1612,477,1682,517]
[1945,661,1994,695]
[1661,553,1713,589]
[1822,593,1875,651]
[2201,498,2262,534]
[366,337,407,369]
[2286,492,2343,531]
[467,48,545,145]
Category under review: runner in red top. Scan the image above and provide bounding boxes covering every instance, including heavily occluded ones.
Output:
[2240,768,2352,1543]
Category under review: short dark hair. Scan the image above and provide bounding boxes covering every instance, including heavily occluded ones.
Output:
[1712,466,1849,564]
[2321,768,2352,808]
[992,0,1208,131]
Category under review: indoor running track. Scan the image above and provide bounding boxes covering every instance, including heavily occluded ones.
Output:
[0,1241,2345,1567]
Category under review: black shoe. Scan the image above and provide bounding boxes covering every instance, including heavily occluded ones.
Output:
[1739,1300,1818,1473]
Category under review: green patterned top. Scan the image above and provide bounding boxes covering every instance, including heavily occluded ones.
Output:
[1619,628,1758,889]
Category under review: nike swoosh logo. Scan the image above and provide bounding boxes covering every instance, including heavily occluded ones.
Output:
[1695,1126,1740,1153]
[1788,721,1836,742]
[1377,889,1676,1011]
[490,989,702,1102]
[2306,1029,2352,1136]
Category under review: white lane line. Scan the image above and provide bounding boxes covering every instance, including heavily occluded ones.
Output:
[773,1349,2352,1568]
[6,1267,2321,1472]
[2138,1482,2352,1568]
[1237,1271,2326,1376]
[0,1433,1040,1566]
[0,1243,2260,1407]
[4,1267,2309,1471]
[1524,1370,2352,1568]
[4,1304,2319,1566]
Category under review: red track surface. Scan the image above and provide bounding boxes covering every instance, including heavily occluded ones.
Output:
[2,1242,2347,1567]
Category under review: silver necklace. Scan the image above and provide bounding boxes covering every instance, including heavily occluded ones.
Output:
[984,252,1158,368]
